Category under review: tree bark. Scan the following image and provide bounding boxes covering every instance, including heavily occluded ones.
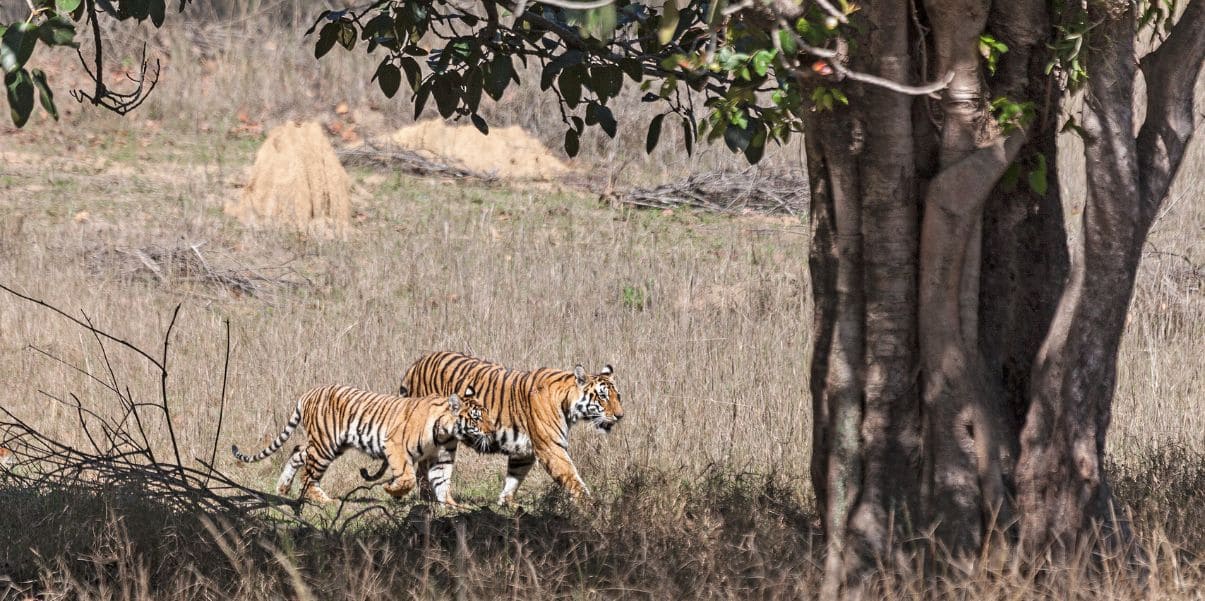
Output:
[917,0,1021,558]
[806,109,869,600]
[804,0,1205,590]
[1017,0,1205,554]
[979,0,1066,493]
[840,0,922,583]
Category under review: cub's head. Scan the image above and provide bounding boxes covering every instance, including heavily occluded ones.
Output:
[572,364,624,433]
[0,447,14,469]
[450,386,494,452]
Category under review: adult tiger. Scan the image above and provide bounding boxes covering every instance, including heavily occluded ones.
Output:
[231,385,492,505]
[399,351,624,505]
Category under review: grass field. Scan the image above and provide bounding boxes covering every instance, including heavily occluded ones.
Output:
[1,4,1204,599]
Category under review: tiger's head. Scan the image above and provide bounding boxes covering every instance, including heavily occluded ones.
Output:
[572,364,624,433]
[450,386,495,452]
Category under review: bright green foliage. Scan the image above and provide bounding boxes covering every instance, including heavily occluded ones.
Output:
[302,0,865,164]
[978,34,1008,75]
[990,96,1036,133]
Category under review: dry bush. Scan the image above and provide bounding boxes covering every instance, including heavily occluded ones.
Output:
[2,467,1204,600]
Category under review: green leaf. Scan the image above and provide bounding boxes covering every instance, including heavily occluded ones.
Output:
[38,16,77,47]
[777,30,797,56]
[413,80,431,119]
[463,68,483,111]
[540,63,557,91]
[432,72,461,118]
[619,57,643,82]
[558,65,584,107]
[646,113,665,153]
[596,105,616,138]
[148,0,166,27]
[362,14,394,41]
[6,68,35,127]
[56,0,83,12]
[485,54,512,100]
[579,5,618,40]
[337,22,357,50]
[724,122,753,153]
[658,0,680,45]
[590,64,623,101]
[681,116,694,155]
[376,62,402,98]
[564,128,580,158]
[471,113,489,135]
[750,49,776,77]
[30,68,56,120]
[1,23,38,74]
[315,22,339,59]
[399,57,421,90]
[1027,153,1048,196]
[743,121,767,163]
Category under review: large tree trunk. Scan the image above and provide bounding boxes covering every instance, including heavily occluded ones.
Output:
[806,0,1205,594]
[979,0,1067,453]
[840,0,922,582]
[1017,0,1205,555]
[916,0,1023,557]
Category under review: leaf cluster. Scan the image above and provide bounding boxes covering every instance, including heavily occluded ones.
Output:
[306,0,855,164]
[1,0,183,126]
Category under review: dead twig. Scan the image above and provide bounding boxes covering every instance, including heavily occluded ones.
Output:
[85,242,310,301]
[617,168,809,217]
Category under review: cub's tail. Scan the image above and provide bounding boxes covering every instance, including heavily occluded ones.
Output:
[231,401,303,463]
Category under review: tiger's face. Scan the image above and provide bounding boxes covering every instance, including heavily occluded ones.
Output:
[572,364,624,433]
[0,447,13,468]
[451,386,495,452]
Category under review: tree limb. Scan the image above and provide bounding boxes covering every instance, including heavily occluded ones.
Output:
[1136,0,1205,225]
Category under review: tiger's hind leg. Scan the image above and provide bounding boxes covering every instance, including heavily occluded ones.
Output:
[426,444,459,506]
[498,454,535,506]
[276,446,305,495]
[299,444,342,504]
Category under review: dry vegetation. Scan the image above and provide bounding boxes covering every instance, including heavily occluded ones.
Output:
[0,2,1203,599]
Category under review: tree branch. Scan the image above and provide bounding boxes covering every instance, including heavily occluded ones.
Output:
[1136,0,1205,224]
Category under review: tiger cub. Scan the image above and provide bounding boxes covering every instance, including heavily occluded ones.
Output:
[232,385,490,505]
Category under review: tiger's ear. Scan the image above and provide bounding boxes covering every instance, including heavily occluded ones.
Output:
[463,385,476,399]
[449,393,462,413]
[574,364,587,386]
[399,383,410,396]
[601,364,614,377]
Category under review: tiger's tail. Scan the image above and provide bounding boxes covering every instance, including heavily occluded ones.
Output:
[231,400,304,463]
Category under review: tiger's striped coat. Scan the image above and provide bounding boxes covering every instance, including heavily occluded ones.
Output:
[400,352,624,505]
[232,385,491,504]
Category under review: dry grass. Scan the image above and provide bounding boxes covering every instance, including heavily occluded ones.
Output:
[0,2,1203,598]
